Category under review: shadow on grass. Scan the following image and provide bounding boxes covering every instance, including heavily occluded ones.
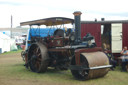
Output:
[12,63,73,79]
[12,63,127,82]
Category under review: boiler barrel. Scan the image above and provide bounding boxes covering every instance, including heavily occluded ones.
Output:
[80,52,110,79]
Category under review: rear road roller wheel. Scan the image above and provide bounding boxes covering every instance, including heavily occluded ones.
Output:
[28,43,49,73]
[70,55,89,80]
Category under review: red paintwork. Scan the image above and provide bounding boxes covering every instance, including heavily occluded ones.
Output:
[81,23,128,55]
[113,53,121,65]
[113,53,120,59]
[123,23,128,48]
[48,48,68,52]
[47,37,64,47]
[81,23,101,47]
[75,47,102,65]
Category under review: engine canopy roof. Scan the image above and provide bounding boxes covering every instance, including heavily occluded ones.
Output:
[20,17,74,26]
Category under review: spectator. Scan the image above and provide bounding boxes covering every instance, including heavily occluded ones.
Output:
[103,43,117,70]
[104,50,117,70]
[120,46,128,71]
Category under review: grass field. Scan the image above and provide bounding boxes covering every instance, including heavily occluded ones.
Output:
[0,50,128,85]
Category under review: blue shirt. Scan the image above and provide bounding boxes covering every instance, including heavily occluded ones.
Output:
[122,50,128,62]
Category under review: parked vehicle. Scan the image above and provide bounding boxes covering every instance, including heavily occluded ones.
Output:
[20,11,112,80]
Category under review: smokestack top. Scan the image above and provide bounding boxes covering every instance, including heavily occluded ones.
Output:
[73,11,82,43]
[73,11,82,16]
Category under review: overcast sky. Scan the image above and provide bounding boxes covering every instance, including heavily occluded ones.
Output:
[0,0,128,28]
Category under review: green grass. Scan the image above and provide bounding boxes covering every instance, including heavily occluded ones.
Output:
[0,52,128,85]
[0,62,128,85]
[1,50,22,55]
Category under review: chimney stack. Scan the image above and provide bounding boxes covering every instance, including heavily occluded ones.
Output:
[73,11,82,43]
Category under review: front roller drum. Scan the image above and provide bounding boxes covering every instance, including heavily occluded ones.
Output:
[71,52,110,80]
[28,43,49,73]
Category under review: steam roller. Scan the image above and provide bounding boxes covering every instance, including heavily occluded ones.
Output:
[20,11,112,81]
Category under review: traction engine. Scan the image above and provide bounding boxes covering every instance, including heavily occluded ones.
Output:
[20,11,111,80]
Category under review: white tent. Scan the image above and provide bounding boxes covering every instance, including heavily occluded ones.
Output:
[10,39,18,51]
[0,32,17,53]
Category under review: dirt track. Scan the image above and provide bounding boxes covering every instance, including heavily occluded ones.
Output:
[0,52,28,85]
[0,52,76,85]
[0,53,51,85]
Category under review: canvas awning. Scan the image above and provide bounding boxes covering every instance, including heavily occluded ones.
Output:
[20,17,74,26]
